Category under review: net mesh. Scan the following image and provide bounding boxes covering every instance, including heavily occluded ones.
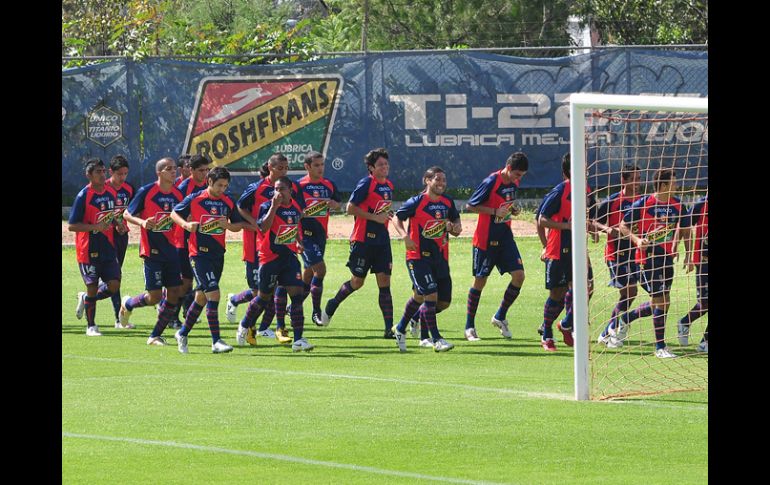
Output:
[584,108,708,400]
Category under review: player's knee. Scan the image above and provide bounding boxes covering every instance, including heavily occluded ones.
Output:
[473,277,487,290]
[107,280,120,294]
[511,270,525,287]
[350,276,365,290]
[145,291,162,305]
[437,300,450,312]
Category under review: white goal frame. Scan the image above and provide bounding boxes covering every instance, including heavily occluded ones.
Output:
[569,93,708,401]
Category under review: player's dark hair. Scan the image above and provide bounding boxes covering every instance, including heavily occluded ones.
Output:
[506,152,529,171]
[274,175,293,188]
[109,155,129,171]
[364,148,388,173]
[85,158,104,175]
[654,167,675,191]
[207,166,230,184]
[422,166,445,187]
[177,154,191,168]
[621,163,640,182]
[261,153,288,178]
[304,151,324,166]
[189,154,211,170]
[561,153,570,178]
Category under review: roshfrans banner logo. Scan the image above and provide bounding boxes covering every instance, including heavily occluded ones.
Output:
[184,75,343,173]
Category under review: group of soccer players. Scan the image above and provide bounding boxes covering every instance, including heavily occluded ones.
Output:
[68,148,708,357]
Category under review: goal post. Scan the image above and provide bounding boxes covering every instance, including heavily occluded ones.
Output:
[569,93,708,401]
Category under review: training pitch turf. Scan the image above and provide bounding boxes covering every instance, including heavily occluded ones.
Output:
[62,237,707,484]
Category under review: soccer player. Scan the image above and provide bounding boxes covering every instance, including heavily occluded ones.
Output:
[295,151,342,325]
[168,154,211,328]
[618,167,689,359]
[595,164,644,348]
[235,176,314,352]
[68,158,122,336]
[320,148,396,339]
[227,153,299,344]
[677,194,708,353]
[392,166,462,352]
[74,155,135,329]
[174,154,191,188]
[536,153,595,351]
[463,152,529,341]
[170,167,244,354]
[119,157,185,346]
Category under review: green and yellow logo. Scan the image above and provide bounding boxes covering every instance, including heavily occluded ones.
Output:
[184,76,344,172]
[304,198,329,218]
[200,215,225,235]
[275,224,298,245]
[153,212,174,233]
[422,219,446,239]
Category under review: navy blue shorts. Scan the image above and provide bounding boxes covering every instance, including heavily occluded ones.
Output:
[258,256,303,293]
[640,254,674,297]
[79,259,121,286]
[472,237,524,277]
[178,246,194,280]
[545,257,571,289]
[114,233,129,267]
[245,260,260,290]
[406,258,451,299]
[607,259,640,289]
[346,241,392,277]
[143,258,182,291]
[697,262,708,303]
[190,256,224,293]
[302,235,326,268]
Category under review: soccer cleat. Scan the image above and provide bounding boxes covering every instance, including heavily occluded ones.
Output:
[697,340,708,353]
[418,338,435,348]
[556,322,574,347]
[85,325,102,337]
[597,332,611,345]
[393,326,407,352]
[225,293,237,324]
[491,317,512,339]
[114,321,136,329]
[383,328,395,339]
[537,323,545,336]
[257,328,276,338]
[541,338,557,352]
[246,326,258,346]
[174,330,189,354]
[433,338,454,352]
[146,336,166,346]
[319,309,331,326]
[119,296,133,326]
[408,318,419,338]
[464,328,481,341]
[275,328,292,344]
[212,339,234,353]
[312,310,325,326]
[236,325,249,346]
[291,338,315,352]
[677,320,690,346]
[75,292,86,320]
[655,347,677,359]
[606,336,624,349]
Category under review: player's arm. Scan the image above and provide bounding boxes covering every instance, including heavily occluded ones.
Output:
[619,203,648,250]
[465,176,506,218]
[122,189,157,230]
[447,199,462,236]
[171,195,198,233]
[328,180,342,211]
[393,202,415,249]
[258,192,281,233]
[346,200,390,224]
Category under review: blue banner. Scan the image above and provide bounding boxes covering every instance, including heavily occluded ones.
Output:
[62,50,707,203]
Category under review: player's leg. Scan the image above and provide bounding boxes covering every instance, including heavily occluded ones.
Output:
[147,259,183,345]
[322,241,370,324]
[78,263,103,336]
[282,257,313,352]
[303,238,328,325]
[650,256,675,358]
[226,261,259,324]
[490,238,524,339]
[120,259,164,326]
[541,258,568,352]
[678,262,709,346]
[109,234,129,326]
[465,245,492,340]
[371,243,394,338]
[237,261,279,345]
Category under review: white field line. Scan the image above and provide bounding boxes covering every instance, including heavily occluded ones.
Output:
[61,432,513,485]
[62,354,707,410]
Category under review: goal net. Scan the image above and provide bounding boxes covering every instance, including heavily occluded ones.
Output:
[569,94,708,401]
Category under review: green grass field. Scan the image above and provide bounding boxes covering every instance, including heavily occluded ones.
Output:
[62,236,707,484]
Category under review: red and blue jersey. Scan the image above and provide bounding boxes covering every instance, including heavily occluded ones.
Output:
[69,183,119,264]
[238,177,301,263]
[681,195,708,264]
[349,175,394,245]
[540,180,574,260]
[126,182,184,262]
[297,175,341,239]
[468,170,519,250]
[596,190,640,262]
[173,190,242,259]
[395,192,460,262]
[110,181,135,236]
[257,199,303,265]
[173,177,208,249]
[624,194,684,263]
[174,175,185,188]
